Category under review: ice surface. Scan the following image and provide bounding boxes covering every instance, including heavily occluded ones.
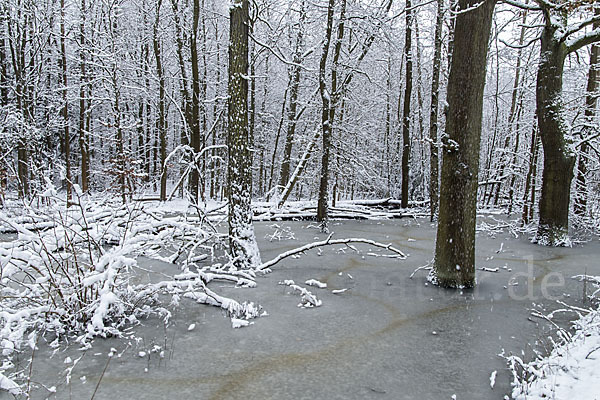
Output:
[13,219,600,400]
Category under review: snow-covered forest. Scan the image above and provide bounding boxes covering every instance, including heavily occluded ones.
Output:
[0,0,599,398]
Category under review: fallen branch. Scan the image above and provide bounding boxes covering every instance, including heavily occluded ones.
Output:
[257,233,406,271]
[409,262,433,279]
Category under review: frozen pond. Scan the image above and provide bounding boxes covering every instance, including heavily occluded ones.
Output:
[11,218,600,400]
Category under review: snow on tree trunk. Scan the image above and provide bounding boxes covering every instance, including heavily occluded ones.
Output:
[227,0,261,269]
[316,0,336,232]
[400,0,413,209]
[428,0,444,221]
[535,27,574,246]
[433,0,496,289]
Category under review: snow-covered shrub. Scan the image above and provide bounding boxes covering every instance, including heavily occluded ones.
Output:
[0,190,160,355]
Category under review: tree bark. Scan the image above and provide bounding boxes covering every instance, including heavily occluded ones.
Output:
[428,0,443,221]
[190,0,201,203]
[535,25,573,245]
[60,0,71,202]
[400,0,413,208]
[228,0,261,268]
[279,2,305,193]
[574,18,599,217]
[153,0,167,201]
[433,0,496,288]
[78,0,89,193]
[316,0,337,231]
[522,118,538,225]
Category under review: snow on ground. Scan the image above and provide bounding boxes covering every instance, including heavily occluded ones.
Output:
[509,281,600,399]
[2,192,600,398]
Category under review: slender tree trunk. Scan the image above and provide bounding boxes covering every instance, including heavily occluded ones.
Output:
[200,0,208,202]
[522,118,538,225]
[60,0,71,202]
[141,43,151,182]
[154,0,167,201]
[0,4,7,106]
[78,0,89,193]
[228,0,261,268]
[279,2,305,193]
[278,129,320,208]
[267,86,288,197]
[11,8,29,198]
[190,0,201,203]
[434,0,496,288]
[506,100,523,215]
[171,0,190,198]
[428,0,443,220]
[400,0,413,208]
[0,7,5,198]
[316,0,337,231]
[490,10,527,208]
[574,20,599,216]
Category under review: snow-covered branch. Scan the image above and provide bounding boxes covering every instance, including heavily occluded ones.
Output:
[257,233,406,272]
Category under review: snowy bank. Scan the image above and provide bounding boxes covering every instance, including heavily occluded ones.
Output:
[509,302,600,400]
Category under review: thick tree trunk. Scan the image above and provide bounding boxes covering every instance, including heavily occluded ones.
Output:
[428,0,443,221]
[228,0,261,268]
[400,0,413,208]
[433,0,496,289]
[535,27,574,246]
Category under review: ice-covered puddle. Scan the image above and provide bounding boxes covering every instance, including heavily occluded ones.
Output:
[17,218,600,400]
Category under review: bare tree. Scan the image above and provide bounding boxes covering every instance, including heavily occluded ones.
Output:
[316,0,338,232]
[153,0,167,201]
[574,12,599,217]
[428,0,444,221]
[400,0,413,208]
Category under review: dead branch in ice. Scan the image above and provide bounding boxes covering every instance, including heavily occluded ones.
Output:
[278,280,322,308]
[409,262,433,279]
[257,233,407,272]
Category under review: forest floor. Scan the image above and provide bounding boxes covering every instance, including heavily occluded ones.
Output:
[1,204,598,400]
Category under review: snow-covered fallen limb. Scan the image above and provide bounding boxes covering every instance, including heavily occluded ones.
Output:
[141,278,261,320]
[0,193,246,393]
[305,279,327,288]
[279,280,322,308]
[257,233,406,271]
[332,288,349,294]
[478,267,499,273]
[231,318,253,329]
[508,305,600,400]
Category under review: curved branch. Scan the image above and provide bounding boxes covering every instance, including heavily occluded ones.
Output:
[501,0,541,11]
[566,28,600,54]
[257,233,407,272]
[500,35,540,49]
[561,15,600,42]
